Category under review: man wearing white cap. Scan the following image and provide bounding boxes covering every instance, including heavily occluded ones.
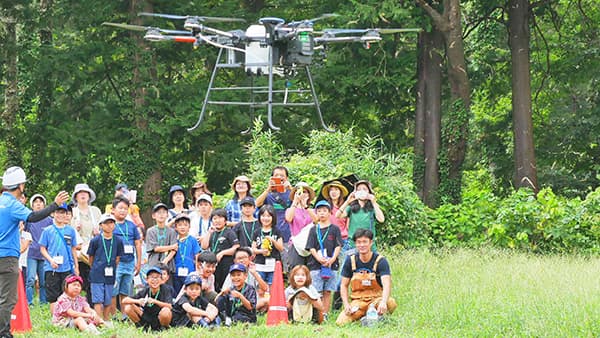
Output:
[0,166,69,337]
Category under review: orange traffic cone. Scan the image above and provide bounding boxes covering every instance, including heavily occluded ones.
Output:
[11,272,32,333]
[266,261,288,326]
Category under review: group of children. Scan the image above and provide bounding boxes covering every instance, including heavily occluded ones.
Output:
[26,168,389,334]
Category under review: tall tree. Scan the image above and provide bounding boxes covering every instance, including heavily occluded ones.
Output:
[414,30,444,207]
[417,0,471,203]
[1,12,19,165]
[508,0,537,192]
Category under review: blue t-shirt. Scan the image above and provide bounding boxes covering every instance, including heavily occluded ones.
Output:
[264,191,292,243]
[0,192,32,258]
[113,220,140,263]
[26,216,53,260]
[39,224,78,273]
[87,234,124,284]
[174,236,200,272]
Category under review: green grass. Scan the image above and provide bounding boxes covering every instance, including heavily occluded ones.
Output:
[18,248,600,337]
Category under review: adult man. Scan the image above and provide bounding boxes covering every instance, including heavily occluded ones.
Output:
[0,166,69,337]
[335,228,397,326]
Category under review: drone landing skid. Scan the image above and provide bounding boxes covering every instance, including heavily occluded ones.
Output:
[186,47,334,133]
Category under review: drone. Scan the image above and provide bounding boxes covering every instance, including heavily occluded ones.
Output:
[103,13,419,132]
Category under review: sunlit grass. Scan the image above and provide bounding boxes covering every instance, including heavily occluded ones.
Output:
[18,248,600,337]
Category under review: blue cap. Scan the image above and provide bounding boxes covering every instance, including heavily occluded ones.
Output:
[146,266,162,277]
[57,202,73,212]
[115,183,128,192]
[184,274,202,286]
[229,263,247,273]
[169,185,185,194]
[314,200,331,210]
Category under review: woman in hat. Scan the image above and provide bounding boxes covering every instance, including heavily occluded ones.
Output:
[225,175,253,227]
[190,181,212,211]
[71,183,103,305]
[285,182,317,238]
[335,180,384,251]
[322,181,350,244]
[167,185,189,225]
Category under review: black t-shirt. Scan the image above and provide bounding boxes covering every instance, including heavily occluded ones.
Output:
[252,227,283,264]
[340,253,391,287]
[171,293,210,327]
[132,284,173,316]
[305,224,343,271]
[234,220,259,248]
[218,283,257,323]
[208,228,239,254]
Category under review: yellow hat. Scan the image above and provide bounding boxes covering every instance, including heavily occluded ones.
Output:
[322,180,349,200]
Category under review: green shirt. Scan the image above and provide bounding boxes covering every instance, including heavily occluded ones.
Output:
[345,206,376,249]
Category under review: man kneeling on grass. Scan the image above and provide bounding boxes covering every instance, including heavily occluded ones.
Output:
[122,266,172,331]
[336,229,397,326]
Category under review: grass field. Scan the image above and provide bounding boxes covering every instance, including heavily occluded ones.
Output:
[17,248,600,337]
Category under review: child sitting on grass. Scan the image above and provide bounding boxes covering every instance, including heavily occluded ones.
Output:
[122,266,173,331]
[171,274,220,328]
[52,274,103,334]
[216,263,257,325]
[285,265,324,324]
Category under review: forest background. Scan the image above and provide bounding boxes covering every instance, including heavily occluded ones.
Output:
[1,0,599,253]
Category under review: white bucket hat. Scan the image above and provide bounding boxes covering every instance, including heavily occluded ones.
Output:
[29,194,47,208]
[1,166,27,188]
[72,183,96,204]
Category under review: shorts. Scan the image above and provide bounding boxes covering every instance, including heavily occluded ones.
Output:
[310,270,338,293]
[91,283,113,306]
[258,271,273,285]
[45,271,71,303]
[113,260,135,297]
[139,306,163,331]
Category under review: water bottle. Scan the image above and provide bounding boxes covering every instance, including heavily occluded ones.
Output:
[366,303,378,321]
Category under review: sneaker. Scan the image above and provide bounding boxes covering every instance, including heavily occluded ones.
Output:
[85,323,101,335]
[323,313,329,322]
[104,321,114,329]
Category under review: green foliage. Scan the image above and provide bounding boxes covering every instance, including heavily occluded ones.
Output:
[245,127,430,248]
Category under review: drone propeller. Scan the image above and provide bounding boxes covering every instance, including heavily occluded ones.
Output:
[138,12,245,23]
[286,13,339,27]
[321,28,421,35]
[102,22,192,35]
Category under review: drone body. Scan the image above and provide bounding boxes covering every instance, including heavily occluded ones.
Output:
[103,13,419,132]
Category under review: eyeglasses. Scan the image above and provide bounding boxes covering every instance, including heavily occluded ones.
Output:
[147,275,162,280]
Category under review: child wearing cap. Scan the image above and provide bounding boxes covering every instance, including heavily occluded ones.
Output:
[190,194,213,241]
[25,193,54,305]
[52,274,104,334]
[201,208,240,292]
[87,214,124,321]
[216,263,257,325]
[173,213,201,293]
[173,251,218,303]
[122,267,173,331]
[171,274,220,327]
[233,196,259,248]
[305,200,342,318]
[39,203,79,312]
[146,203,178,277]
[221,247,269,312]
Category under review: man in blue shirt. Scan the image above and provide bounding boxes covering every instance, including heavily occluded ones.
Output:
[0,166,69,337]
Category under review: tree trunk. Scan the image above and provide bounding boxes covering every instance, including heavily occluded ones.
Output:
[130,0,162,227]
[413,32,427,199]
[423,30,444,208]
[508,0,538,191]
[417,0,471,204]
[1,15,20,165]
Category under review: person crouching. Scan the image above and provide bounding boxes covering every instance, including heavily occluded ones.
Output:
[122,266,172,331]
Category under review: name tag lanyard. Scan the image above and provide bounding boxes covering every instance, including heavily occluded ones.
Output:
[316,226,331,257]
[102,236,113,264]
[117,222,130,245]
[179,236,189,263]
[53,224,74,273]
[211,230,223,253]
[243,221,257,244]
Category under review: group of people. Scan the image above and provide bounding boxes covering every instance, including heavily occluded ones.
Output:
[0,165,397,337]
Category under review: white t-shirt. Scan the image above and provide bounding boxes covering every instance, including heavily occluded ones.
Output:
[19,231,32,268]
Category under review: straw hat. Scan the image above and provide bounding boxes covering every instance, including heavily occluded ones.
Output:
[231,175,252,191]
[321,180,349,200]
[290,182,316,203]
